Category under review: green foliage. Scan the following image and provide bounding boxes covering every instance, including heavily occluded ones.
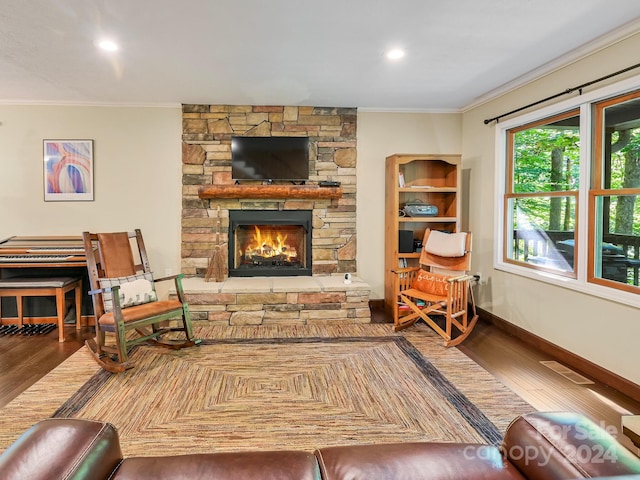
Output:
[513,126,580,194]
[512,123,580,230]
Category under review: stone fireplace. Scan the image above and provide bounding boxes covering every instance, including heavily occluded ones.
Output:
[179,104,371,325]
[228,210,312,277]
[181,104,357,279]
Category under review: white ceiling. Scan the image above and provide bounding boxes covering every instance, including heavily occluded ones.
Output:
[2,0,640,111]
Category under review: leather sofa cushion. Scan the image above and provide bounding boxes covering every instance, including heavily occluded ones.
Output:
[315,442,525,480]
[112,450,321,480]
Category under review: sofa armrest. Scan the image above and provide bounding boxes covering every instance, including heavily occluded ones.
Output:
[0,418,123,480]
[502,411,640,479]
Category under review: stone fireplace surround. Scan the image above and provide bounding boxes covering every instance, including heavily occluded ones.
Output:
[179,104,371,326]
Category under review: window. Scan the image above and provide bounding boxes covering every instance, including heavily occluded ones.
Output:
[496,78,640,306]
[591,91,640,293]
[505,110,580,277]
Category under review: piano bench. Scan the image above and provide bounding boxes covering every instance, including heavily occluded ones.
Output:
[0,276,82,342]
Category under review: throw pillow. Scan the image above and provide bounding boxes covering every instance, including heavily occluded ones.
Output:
[424,230,467,257]
[99,272,157,312]
[412,269,451,297]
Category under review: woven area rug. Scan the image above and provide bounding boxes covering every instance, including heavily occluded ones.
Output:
[0,323,534,456]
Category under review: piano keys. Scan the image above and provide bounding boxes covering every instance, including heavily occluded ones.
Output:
[0,236,86,268]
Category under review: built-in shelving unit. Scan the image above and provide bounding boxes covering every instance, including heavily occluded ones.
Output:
[384,153,462,320]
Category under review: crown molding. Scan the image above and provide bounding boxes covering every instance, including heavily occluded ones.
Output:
[0,100,181,108]
[357,107,461,114]
[462,17,640,113]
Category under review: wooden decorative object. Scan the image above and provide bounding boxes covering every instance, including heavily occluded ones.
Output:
[198,184,342,200]
[205,206,227,283]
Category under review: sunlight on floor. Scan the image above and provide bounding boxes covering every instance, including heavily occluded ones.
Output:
[588,388,633,416]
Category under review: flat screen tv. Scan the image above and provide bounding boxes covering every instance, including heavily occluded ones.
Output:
[231,136,309,181]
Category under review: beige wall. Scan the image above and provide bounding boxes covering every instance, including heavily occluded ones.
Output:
[356,112,463,298]
[0,106,462,301]
[0,105,182,281]
[462,32,640,385]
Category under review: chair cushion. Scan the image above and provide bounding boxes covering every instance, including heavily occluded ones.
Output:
[99,272,157,312]
[425,230,467,257]
[0,276,80,289]
[98,299,184,325]
[412,269,451,297]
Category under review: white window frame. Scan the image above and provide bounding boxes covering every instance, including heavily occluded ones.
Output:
[494,73,640,309]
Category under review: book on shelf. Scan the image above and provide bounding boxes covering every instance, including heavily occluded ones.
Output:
[397,300,426,310]
[398,172,406,188]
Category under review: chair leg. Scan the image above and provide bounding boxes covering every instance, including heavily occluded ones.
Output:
[444,312,479,347]
[85,329,131,374]
[55,287,65,342]
[16,295,24,329]
[74,283,82,330]
[182,304,197,342]
[114,322,129,365]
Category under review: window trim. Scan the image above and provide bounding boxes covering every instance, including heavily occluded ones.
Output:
[494,72,640,309]
[504,108,581,278]
[588,90,640,294]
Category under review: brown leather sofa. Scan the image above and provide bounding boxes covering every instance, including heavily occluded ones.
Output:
[1,411,639,479]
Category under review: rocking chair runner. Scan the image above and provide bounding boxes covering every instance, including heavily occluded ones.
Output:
[82,229,199,373]
[393,229,478,347]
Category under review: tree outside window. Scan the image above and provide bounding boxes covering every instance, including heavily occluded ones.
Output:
[506,110,580,277]
[591,92,640,291]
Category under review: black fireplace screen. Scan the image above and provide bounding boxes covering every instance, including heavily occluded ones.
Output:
[229,210,312,277]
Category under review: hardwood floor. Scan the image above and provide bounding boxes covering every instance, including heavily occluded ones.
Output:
[0,318,639,453]
[459,320,640,452]
[0,325,93,408]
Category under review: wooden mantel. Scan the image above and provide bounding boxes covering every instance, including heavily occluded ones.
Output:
[198,184,343,200]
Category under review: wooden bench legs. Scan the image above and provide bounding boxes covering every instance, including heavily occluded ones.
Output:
[0,277,83,342]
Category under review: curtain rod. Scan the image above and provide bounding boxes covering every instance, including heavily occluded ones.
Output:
[483,62,640,125]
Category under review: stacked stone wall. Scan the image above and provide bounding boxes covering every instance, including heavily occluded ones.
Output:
[181,104,358,277]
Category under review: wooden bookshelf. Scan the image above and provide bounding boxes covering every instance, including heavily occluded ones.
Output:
[384,153,462,322]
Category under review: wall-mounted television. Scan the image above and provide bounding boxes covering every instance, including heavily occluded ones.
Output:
[231,136,309,182]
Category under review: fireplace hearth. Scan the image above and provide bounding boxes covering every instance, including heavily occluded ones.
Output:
[229,210,312,277]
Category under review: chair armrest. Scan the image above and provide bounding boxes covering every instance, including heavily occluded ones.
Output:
[154,273,188,301]
[391,267,421,275]
[447,274,473,283]
[392,267,420,293]
[152,273,184,283]
[88,285,120,297]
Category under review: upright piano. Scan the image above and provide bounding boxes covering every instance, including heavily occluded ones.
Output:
[0,236,93,323]
[0,236,86,268]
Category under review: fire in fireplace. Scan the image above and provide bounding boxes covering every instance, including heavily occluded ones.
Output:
[229,210,312,277]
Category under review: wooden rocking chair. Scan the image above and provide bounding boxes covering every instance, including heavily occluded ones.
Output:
[82,229,199,373]
[394,229,478,347]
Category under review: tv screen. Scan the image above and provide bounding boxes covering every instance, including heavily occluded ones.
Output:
[231,136,309,181]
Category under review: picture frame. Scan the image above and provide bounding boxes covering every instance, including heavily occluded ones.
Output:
[43,139,94,201]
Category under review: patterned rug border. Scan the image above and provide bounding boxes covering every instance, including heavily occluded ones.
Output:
[53,335,502,445]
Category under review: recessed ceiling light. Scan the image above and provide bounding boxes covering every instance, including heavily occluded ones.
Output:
[386,49,405,60]
[98,39,119,52]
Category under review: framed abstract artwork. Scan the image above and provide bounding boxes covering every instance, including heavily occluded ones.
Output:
[43,139,94,201]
